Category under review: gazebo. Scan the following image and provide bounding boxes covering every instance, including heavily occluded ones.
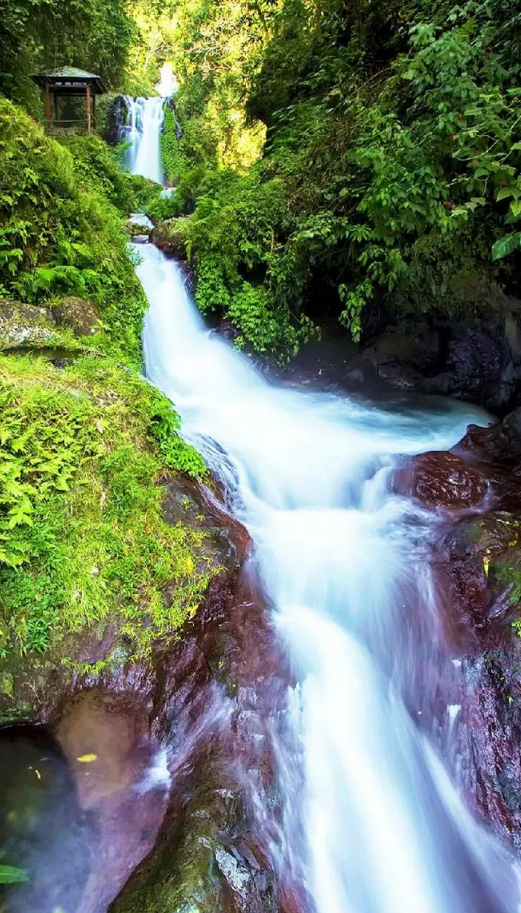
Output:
[32,66,107,134]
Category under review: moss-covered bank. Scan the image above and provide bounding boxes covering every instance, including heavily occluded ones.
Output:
[0,97,225,725]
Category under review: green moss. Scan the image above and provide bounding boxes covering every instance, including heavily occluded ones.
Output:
[0,353,210,661]
[0,98,149,366]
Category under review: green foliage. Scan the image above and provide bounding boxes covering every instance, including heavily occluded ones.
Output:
[0,850,28,885]
[170,0,521,352]
[0,356,209,659]
[0,98,147,363]
[59,136,138,212]
[0,866,28,885]
[0,0,135,110]
[124,0,178,95]
[179,167,318,360]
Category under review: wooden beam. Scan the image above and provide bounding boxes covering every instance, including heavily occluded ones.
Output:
[86,85,91,133]
[45,83,51,125]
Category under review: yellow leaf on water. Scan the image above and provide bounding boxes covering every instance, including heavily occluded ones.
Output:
[76,753,97,763]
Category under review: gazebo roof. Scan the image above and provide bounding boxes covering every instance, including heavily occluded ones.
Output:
[32,67,107,93]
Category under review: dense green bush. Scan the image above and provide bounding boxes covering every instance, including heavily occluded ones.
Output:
[167,0,521,355]
[0,94,211,667]
[0,98,146,362]
[0,356,208,658]
[178,167,318,359]
[0,0,134,110]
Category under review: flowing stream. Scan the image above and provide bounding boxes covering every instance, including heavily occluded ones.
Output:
[132,98,521,913]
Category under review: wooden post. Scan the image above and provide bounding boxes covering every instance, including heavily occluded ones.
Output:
[54,92,58,126]
[86,85,91,133]
[92,92,96,132]
[45,83,51,128]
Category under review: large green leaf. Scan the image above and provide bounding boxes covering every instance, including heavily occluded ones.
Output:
[0,865,29,884]
[492,232,521,260]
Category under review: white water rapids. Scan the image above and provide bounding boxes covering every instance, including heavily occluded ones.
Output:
[131,98,521,913]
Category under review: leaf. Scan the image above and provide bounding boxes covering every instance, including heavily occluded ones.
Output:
[492,232,521,260]
[0,865,29,885]
[509,199,521,219]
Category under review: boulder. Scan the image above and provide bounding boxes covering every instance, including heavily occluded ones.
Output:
[51,297,101,337]
[456,408,521,465]
[0,299,55,348]
[438,512,521,644]
[360,310,521,412]
[109,576,291,913]
[455,642,521,853]
[366,323,442,390]
[395,451,488,510]
[0,467,257,913]
[127,213,154,237]
[151,217,188,259]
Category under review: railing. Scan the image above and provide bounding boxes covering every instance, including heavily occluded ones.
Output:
[45,119,97,135]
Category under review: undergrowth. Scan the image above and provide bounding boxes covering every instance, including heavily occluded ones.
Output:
[0,354,209,660]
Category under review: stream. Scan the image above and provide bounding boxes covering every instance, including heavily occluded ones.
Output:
[128,98,521,912]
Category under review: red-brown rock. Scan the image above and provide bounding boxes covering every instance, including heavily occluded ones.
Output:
[395,451,488,509]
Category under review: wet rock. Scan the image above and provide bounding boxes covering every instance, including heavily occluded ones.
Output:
[162,474,251,569]
[127,213,154,237]
[51,297,101,337]
[395,451,488,509]
[455,645,521,852]
[110,570,293,913]
[212,321,241,344]
[364,323,442,391]
[361,312,521,412]
[151,218,188,259]
[438,512,521,648]
[177,259,197,295]
[132,234,150,244]
[55,691,170,913]
[456,408,521,466]
[453,409,521,510]
[103,94,132,146]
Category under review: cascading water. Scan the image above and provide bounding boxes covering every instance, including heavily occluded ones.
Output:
[129,101,521,912]
[124,96,165,183]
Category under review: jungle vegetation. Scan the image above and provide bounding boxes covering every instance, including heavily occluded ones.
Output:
[155,0,521,360]
[0,94,207,665]
[1,0,521,663]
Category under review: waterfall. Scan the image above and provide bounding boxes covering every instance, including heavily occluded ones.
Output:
[129,120,521,912]
[124,96,165,184]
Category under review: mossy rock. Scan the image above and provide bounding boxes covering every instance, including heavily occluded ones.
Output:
[152,218,188,258]
[0,299,56,348]
[51,297,102,337]
[0,352,219,723]
[443,511,521,630]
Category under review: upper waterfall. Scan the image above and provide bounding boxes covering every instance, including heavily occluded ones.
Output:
[125,96,165,184]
